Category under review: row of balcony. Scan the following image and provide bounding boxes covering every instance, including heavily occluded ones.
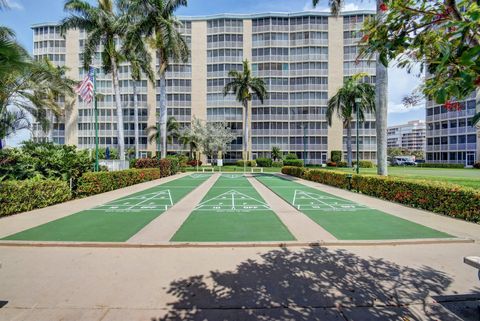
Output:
[426,110,477,122]
[426,127,478,136]
[426,144,477,152]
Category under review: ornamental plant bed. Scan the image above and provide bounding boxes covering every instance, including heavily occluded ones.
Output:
[282,166,480,223]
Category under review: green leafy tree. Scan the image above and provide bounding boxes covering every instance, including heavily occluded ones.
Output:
[327,74,376,167]
[62,0,128,160]
[122,0,189,159]
[223,59,267,161]
[359,0,480,127]
[313,0,389,176]
[271,146,282,161]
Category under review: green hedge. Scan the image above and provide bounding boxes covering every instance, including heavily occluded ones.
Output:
[283,159,304,167]
[256,157,273,167]
[0,179,72,216]
[417,163,465,168]
[236,160,257,167]
[282,166,480,223]
[353,160,375,168]
[77,168,164,197]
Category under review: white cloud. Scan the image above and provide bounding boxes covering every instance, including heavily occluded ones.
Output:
[5,0,23,10]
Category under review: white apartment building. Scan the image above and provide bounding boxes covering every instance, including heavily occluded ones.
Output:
[387,120,426,151]
[31,11,377,164]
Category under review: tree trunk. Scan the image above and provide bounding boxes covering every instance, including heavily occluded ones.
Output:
[0,137,3,150]
[111,57,126,161]
[346,121,353,167]
[243,99,250,161]
[133,80,139,159]
[159,71,167,159]
[375,0,388,176]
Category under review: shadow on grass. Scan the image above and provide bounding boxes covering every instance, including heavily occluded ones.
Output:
[154,247,462,321]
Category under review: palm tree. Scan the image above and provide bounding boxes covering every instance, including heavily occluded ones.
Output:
[313,0,388,175]
[120,16,155,159]
[147,116,180,153]
[271,146,282,162]
[61,0,127,160]
[223,59,267,161]
[0,58,76,149]
[123,0,189,158]
[327,74,375,167]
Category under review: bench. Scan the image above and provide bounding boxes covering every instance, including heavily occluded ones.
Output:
[464,256,480,280]
[251,167,264,173]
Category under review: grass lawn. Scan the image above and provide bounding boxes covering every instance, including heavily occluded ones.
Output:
[3,174,211,242]
[255,174,452,240]
[320,166,480,189]
[171,174,295,242]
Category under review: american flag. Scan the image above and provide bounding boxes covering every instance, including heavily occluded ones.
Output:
[76,66,95,104]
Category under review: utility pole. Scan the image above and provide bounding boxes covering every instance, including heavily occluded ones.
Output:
[355,98,361,175]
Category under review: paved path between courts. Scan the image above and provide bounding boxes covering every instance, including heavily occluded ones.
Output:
[277,173,480,241]
[128,174,220,243]
[0,173,190,240]
[247,175,336,242]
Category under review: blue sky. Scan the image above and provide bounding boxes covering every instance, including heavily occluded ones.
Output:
[2,0,425,146]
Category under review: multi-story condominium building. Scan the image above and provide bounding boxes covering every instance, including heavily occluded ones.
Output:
[425,92,478,166]
[31,11,377,164]
[387,120,426,151]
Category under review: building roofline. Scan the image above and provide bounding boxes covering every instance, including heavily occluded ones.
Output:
[31,10,376,28]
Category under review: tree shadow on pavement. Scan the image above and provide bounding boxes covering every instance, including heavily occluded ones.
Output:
[156,247,461,321]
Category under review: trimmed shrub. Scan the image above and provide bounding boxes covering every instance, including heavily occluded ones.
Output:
[281,166,305,178]
[0,179,72,216]
[283,159,304,167]
[327,161,337,167]
[473,162,480,169]
[236,160,257,167]
[272,160,284,167]
[159,159,172,177]
[285,153,299,160]
[187,159,202,167]
[417,163,465,169]
[331,150,342,163]
[134,158,161,169]
[337,161,348,168]
[166,156,180,174]
[282,168,480,223]
[76,168,162,197]
[353,160,375,168]
[256,157,273,167]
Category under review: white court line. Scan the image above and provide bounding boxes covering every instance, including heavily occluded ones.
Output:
[127,190,171,210]
[294,190,336,210]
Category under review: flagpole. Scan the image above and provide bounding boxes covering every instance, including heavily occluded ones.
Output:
[93,67,99,172]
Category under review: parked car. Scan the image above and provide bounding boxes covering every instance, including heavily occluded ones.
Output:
[392,156,417,166]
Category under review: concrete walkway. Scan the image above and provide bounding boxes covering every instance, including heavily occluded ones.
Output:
[247,175,336,242]
[278,173,480,241]
[128,174,220,243]
[0,173,190,239]
[0,242,478,320]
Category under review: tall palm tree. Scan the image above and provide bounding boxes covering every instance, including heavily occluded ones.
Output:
[123,0,189,158]
[147,116,180,151]
[223,59,267,161]
[313,0,388,175]
[121,18,155,159]
[61,0,127,160]
[327,74,376,167]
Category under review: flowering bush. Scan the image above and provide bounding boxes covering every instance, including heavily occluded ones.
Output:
[187,159,202,167]
[0,179,72,216]
[282,167,480,223]
[76,168,162,197]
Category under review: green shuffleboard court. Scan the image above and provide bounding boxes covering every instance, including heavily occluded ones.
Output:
[255,174,452,240]
[3,174,211,242]
[171,174,295,242]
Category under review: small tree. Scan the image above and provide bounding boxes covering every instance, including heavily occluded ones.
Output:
[271,146,282,161]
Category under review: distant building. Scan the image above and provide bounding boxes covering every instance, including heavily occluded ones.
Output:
[425,92,478,166]
[387,120,426,151]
